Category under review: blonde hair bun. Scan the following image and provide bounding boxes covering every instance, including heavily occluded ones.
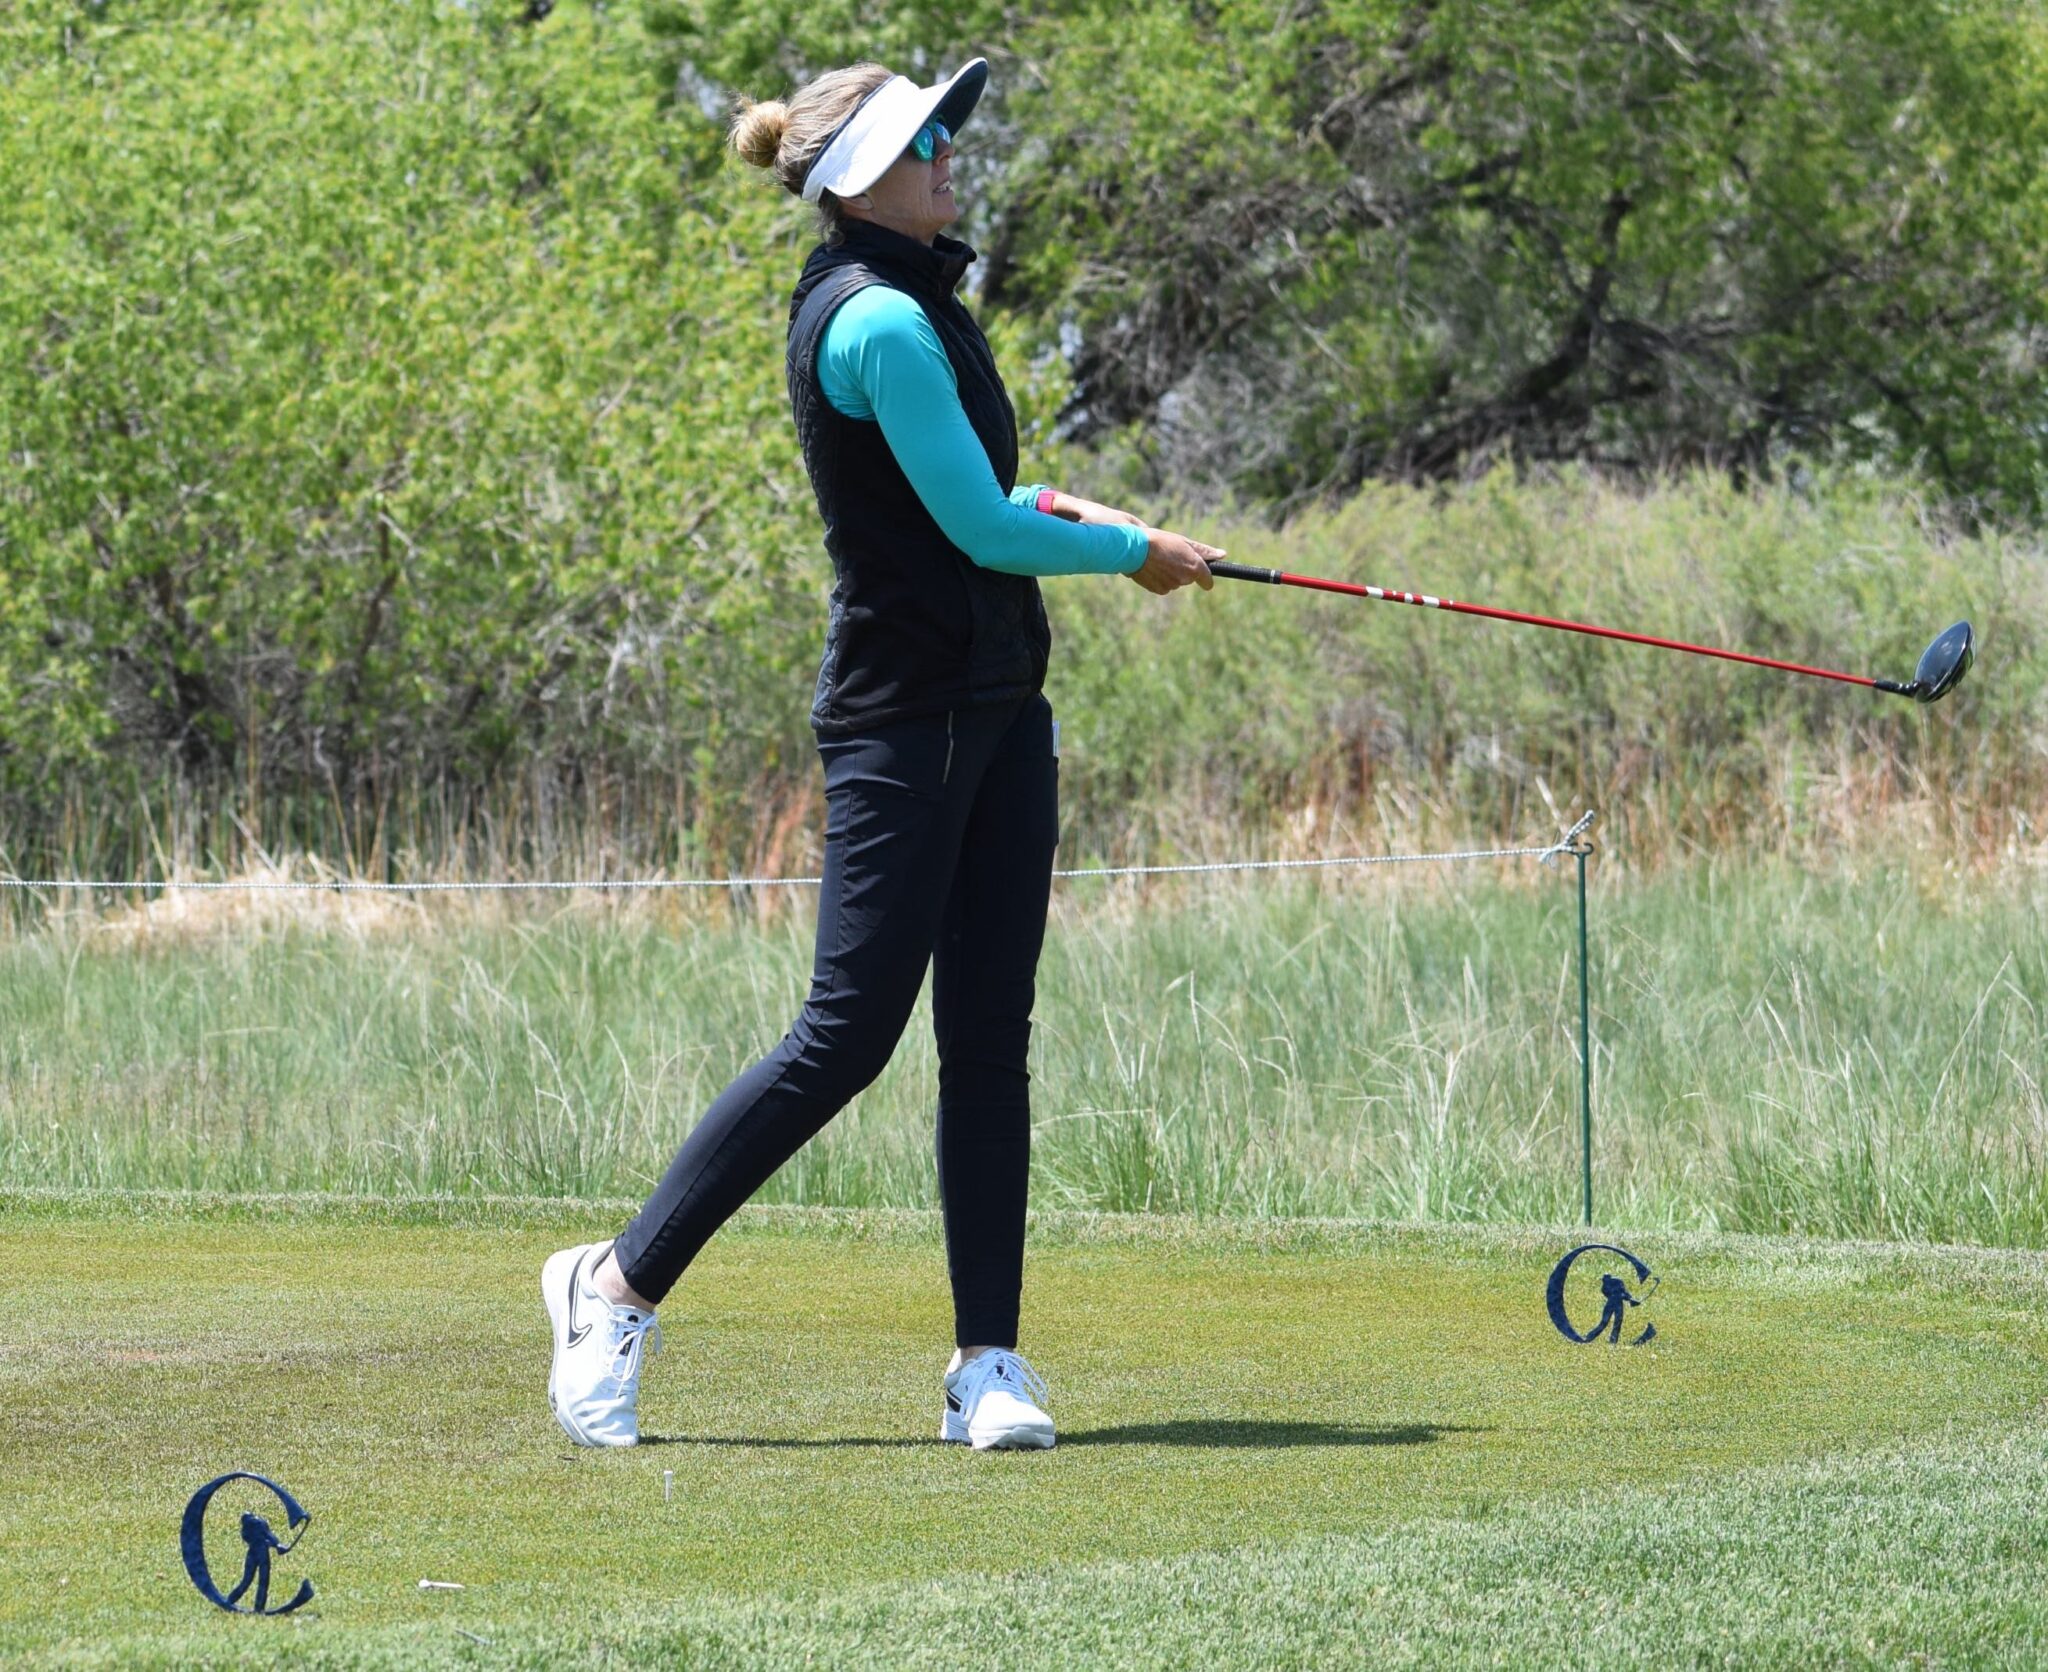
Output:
[731,99,792,171]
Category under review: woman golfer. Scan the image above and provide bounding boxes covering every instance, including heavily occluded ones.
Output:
[543,55,1219,1450]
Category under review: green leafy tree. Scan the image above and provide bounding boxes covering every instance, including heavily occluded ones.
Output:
[0,0,835,857]
[665,0,2048,514]
[1,0,2041,875]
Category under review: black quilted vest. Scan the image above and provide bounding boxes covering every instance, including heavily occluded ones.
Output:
[785,220,1051,735]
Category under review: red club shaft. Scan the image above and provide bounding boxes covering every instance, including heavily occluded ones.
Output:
[1220,564,1879,690]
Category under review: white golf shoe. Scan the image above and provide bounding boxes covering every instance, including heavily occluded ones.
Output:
[940,1348,1055,1450]
[542,1240,661,1448]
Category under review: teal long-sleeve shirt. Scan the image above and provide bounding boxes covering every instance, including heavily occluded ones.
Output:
[819,286,1150,578]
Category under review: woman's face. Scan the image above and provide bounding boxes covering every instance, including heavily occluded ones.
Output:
[848,124,958,245]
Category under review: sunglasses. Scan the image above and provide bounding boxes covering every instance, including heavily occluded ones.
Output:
[908,118,952,164]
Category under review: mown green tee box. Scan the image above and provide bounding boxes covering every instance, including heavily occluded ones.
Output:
[4,1194,2046,1665]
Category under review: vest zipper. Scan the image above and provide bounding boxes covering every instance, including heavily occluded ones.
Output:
[942,710,955,785]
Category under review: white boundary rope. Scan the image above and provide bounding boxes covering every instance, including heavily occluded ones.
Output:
[0,812,1596,895]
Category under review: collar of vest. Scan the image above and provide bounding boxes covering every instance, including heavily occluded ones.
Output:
[829,220,978,297]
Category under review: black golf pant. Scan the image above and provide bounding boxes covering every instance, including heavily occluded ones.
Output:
[612,692,1057,1348]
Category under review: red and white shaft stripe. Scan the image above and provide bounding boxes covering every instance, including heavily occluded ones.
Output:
[1206,562,1890,692]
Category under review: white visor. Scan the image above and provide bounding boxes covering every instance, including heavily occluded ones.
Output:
[801,58,988,204]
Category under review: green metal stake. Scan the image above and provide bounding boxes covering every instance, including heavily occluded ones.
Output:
[1575,840,1594,1227]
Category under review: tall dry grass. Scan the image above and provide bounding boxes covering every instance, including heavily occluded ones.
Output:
[4,856,2044,1244]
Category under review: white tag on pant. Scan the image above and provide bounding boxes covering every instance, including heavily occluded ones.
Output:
[1051,720,1060,759]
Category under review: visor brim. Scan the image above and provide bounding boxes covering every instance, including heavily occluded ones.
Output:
[801,57,989,203]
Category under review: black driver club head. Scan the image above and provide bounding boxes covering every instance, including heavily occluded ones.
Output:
[1909,621,1974,704]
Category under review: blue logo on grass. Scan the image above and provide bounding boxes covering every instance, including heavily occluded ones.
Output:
[180,1472,315,1615]
[1547,1244,1659,1346]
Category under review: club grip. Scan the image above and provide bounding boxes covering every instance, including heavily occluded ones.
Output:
[1205,560,1280,584]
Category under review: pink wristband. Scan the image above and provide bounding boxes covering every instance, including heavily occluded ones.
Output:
[1035,489,1056,515]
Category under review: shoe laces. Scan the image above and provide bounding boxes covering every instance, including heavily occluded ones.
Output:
[961,1348,1048,1411]
[603,1306,661,1391]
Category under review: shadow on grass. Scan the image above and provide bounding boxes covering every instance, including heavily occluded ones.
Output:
[1063,1419,1488,1449]
[638,1420,1486,1451]
[637,1434,929,1449]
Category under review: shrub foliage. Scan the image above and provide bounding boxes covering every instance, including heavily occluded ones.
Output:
[0,1,2042,874]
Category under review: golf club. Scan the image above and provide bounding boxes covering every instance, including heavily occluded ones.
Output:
[1204,562,1974,704]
